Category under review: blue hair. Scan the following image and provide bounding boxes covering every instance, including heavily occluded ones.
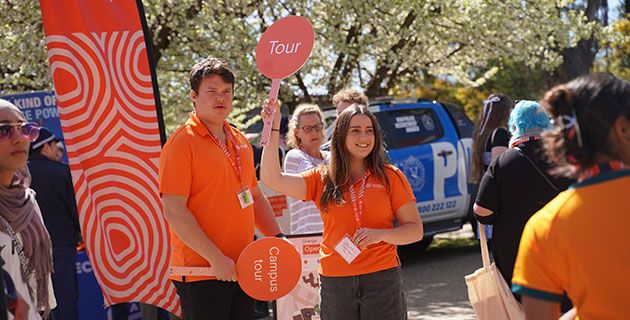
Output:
[508,100,551,134]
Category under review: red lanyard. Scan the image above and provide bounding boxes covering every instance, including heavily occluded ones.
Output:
[509,135,541,149]
[578,160,630,182]
[348,172,369,230]
[208,122,243,186]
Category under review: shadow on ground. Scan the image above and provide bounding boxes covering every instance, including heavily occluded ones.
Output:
[399,238,481,320]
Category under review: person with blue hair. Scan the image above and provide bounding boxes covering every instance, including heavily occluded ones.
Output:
[473,100,574,311]
[507,100,553,144]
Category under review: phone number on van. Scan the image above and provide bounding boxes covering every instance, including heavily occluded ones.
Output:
[418,200,457,213]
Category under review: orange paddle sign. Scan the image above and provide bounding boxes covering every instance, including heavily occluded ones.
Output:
[170,237,302,301]
[256,15,314,146]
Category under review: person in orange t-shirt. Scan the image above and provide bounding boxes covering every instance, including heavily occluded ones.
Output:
[158,56,283,320]
[260,102,423,320]
[511,73,630,319]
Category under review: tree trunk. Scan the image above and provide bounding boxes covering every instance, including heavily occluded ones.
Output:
[541,0,602,89]
[542,39,596,89]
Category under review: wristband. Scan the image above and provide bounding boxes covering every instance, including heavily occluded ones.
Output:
[274,233,286,238]
[271,128,280,132]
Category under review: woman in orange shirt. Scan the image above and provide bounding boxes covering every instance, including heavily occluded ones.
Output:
[261,102,423,319]
[511,73,630,319]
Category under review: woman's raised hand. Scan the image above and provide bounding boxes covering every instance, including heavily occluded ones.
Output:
[261,99,282,129]
[259,97,309,201]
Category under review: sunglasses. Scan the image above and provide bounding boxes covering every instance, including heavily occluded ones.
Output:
[0,122,40,142]
[300,123,323,133]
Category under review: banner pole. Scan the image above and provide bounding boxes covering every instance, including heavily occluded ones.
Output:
[136,0,167,146]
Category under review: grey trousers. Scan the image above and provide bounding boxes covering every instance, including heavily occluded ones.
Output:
[319,266,408,320]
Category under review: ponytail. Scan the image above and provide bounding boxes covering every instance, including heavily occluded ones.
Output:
[542,73,630,176]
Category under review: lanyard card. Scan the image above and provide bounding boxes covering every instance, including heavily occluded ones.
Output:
[334,234,362,264]
[237,188,254,209]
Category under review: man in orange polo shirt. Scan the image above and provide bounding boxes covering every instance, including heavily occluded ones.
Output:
[159,56,283,320]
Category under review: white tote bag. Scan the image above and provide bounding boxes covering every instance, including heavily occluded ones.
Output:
[465,223,525,320]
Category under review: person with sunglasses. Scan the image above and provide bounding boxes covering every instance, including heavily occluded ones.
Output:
[511,73,630,319]
[283,103,330,234]
[27,127,80,320]
[0,99,56,319]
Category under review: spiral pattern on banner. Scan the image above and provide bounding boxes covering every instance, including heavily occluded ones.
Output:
[45,31,180,313]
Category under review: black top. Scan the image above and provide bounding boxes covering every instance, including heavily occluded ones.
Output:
[28,154,81,247]
[483,128,510,170]
[485,128,510,151]
[474,139,574,286]
[251,144,285,180]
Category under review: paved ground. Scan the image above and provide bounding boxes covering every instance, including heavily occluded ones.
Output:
[402,223,479,319]
[260,223,481,319]
[434,221,476,241]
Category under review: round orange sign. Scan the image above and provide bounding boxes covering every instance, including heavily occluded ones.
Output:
[255,15,314,80]
[236,237,302,301]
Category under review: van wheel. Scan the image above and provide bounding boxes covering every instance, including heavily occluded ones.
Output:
[413,236,434,251]
[399,236,434,253]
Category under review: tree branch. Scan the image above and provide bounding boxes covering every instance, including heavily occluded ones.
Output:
[327,23,360,95]
[366,11,416,96]
[294,71,311,101]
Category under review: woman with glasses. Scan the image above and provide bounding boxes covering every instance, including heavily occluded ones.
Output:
[261,101,422,319]
[283,104,329,234]
[511,73,630,319]
[0,99,55,319]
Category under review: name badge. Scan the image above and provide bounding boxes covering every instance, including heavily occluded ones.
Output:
[237,188,254,209]
[334,235,361,264]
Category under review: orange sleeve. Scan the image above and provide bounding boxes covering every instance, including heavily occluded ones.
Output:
[388,166,416,213]
[511,212,565,301]
[158,134,192,197]
[300,168,321,203]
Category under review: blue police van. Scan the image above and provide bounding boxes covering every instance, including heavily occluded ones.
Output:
[326,98,476,249]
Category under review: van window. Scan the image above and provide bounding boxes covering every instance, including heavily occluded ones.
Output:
[377,108,443,149]
[442,103,474,138]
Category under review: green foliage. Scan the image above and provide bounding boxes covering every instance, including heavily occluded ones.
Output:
[428,237,478,251]
[392,59,546,123]
[479,60,545,102]
[595,14,630,81]
[392,77,490,122]
[0,0,613,137]
[0,1,50,92]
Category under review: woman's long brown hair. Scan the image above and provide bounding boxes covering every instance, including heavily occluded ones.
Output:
[470,93,512,184]
[320,104,391,211]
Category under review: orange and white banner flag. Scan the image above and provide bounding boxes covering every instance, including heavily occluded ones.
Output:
[39,0,180,316]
